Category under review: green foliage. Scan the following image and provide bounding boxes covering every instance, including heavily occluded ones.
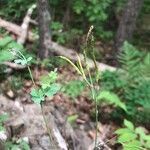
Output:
[40,71,57,88]
[41,57,67,68]
[30,88,45,104]
[62,80,86,98]
[0,115,30,150]
[51,21,63,31]
[52,22,83,45]
[101,42,150,123]
[10,76,23,90]
[72,0,113,39]
[0,0,35,22]
[115,119,150,150]
[0,36,23,62]
[118,41,142,79]
[5,140,30,150]
[30,71,60,104]
[10,49,60,105]
[9,47,32,66]
[1,0,150,46]
[51,21,66,44]
[44,83,60,97]
[140,0,150,15]
[101,70,126,91]
[0,114,8,131]
[14,56,32,65]
[67,114,78,125]
[49,0,128,41]
[97,91,126,111]
[0,36,12,47]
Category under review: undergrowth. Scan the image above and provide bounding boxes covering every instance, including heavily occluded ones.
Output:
[60,26,126,149]
[0,29,149,150]
[101,41,150,124]
[0,114,30,150]
[115,119,150,150]
[62,79,86,99]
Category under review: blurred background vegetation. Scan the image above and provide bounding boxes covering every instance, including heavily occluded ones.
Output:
[0,0,149,124]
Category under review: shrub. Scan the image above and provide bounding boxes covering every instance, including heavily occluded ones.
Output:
[115,119,150,150]
[101,42,150,124]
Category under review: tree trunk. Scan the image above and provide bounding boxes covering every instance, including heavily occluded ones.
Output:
[115,0,144,51]
[37,0,52,59]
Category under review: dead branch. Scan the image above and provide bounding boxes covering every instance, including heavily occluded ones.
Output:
[0,17,37,42]
[0,18,21,36]
[1,62,26,69]
[51,42,116,72]
[29,19,38,25]
[17,4,36,44]
[0,17,116,72]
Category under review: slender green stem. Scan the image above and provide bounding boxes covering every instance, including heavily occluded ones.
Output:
[17,50,27,61]
[26,65,56,149]
[27,66,36,87]
[94,94,98,148]
[90,85,98,148]
[85,65,98,148]
[85,27,99,148]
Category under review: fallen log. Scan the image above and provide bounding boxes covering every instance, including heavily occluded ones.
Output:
[51,42,116,72]
[17,4,36,44]
[0,17,116,72]
[0,17,36,42]
[2,61,26,70]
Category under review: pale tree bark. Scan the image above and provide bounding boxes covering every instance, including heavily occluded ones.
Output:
[115,0,144,51]
[37,0,52,59]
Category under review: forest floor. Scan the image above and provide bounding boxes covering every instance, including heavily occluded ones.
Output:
[0,66,120,150]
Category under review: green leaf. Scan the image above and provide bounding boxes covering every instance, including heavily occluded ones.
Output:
[0,36,12,47]
[124,119,134,130]
[145,140,150,148]
[118,133,137,143]
[67,114,78,124]
[30,88,45,104]
[123,140,142,150]
[0,50,14,62]
[7,42,23,50]
[0,125,5,131]
[48,71,58,83]
[19,140,30,150]
[73,0,85,14]
[145,135,150,143]
[27,56,32,62]
[40,71,58,89]
[123,146,140,150]
[4,142,18,150]
[14,59,27,65]
[0,114,9,123]
[44,83,60,97]
[40,75,51,89]
[135,127,146,140]
[97,91,127,111]
[62,80,85,98]
[115,128,132,135]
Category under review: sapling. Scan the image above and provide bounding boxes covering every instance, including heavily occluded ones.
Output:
[9,33,126,149]
[11,48,60,149]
